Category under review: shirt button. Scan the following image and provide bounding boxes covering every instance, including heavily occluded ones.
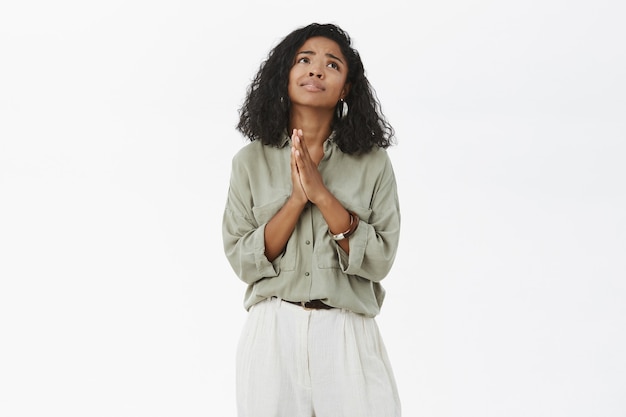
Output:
[305,240,311,245]
[305,272,310,276]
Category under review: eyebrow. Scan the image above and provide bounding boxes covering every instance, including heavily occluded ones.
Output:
[297,50,345,65]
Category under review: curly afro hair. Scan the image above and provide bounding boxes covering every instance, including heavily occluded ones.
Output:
[236,23,395,155]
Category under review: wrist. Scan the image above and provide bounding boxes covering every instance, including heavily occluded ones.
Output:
[309,187,332,208]
[329,210,359,241]
[287,194,308,210]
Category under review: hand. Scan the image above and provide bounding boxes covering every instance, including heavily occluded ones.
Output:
[290,129,309,205]
[291,129,329,204]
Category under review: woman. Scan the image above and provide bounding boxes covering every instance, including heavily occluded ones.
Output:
[222,23,401,417]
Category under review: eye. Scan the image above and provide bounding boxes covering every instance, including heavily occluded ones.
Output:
[297,57,310,64]
[327,61,340,70]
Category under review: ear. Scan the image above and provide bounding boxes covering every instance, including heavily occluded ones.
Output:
[340,83,351,100]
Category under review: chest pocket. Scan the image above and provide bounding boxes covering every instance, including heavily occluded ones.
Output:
[252,195,296,271]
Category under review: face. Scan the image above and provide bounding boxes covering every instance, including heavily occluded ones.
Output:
[287,36,350,112]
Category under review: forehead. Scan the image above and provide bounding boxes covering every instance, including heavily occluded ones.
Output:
[297,36,345,59]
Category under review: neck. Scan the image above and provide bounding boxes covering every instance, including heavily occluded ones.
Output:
[289,107,334,148]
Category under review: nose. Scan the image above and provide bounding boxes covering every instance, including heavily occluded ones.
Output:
[308,63,323,78]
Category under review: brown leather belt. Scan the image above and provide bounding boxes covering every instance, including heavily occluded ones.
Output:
[284,299,334,310]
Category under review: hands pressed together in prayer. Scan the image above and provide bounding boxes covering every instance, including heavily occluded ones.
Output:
[290,128,330,206]
[289,128,352,253]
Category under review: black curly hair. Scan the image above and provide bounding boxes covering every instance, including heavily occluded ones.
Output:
[236,23,395,155]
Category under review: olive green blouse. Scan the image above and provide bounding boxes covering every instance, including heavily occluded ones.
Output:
[222,134,401,317]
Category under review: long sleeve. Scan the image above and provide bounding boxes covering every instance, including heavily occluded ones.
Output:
[222,150,284,285]
[336,154,401,282]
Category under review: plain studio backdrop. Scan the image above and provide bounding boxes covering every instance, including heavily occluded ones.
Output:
[1,0,624,416]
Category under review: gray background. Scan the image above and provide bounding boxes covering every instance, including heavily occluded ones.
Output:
[1,0,625,416]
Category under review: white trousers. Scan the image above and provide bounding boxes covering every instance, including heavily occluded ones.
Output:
[236,297,401,417]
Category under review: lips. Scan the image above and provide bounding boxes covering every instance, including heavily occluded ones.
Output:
[300,79,325,91]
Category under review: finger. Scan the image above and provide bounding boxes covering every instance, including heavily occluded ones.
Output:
[291,133,305,164]
[294,149,305,172]
[291,145,300,173]
[291,130,301,160]
[293,131,314,167]
[292,130,304,158]
[296,129,309,154]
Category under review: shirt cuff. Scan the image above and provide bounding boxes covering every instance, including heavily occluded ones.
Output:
[336,219,367,274]
[254,223,281,278]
